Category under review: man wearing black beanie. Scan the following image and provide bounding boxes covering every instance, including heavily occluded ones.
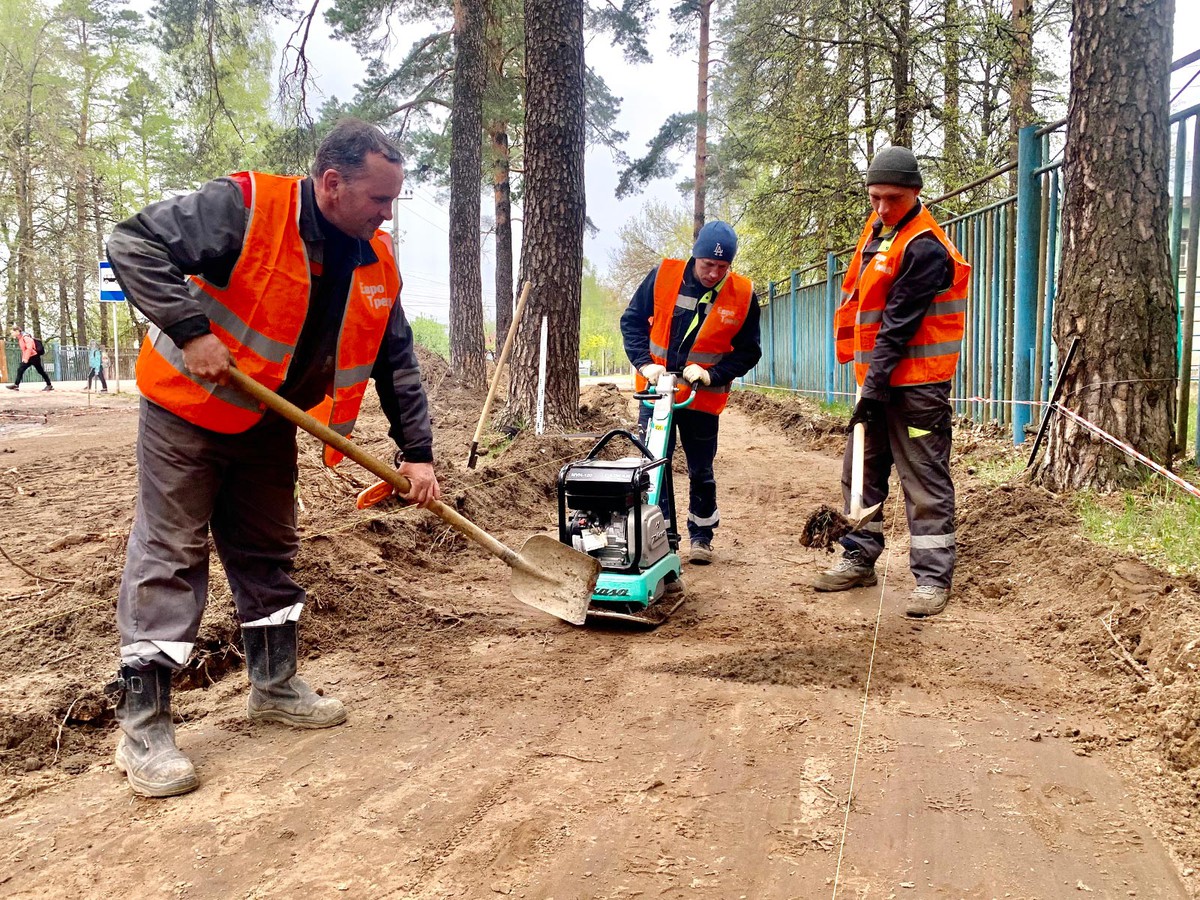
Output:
[621,221,762,566]
[813,147,971,619]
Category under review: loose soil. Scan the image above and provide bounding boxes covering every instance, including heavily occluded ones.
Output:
[2,369,1199,898]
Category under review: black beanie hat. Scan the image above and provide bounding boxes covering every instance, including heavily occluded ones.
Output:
[865,146,923,189]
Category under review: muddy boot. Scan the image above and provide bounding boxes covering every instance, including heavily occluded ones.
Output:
[812,550,877,592]
[108,664,199,798]
[905,585,949,618]
[689,542,713,565]
[243,622,346,729]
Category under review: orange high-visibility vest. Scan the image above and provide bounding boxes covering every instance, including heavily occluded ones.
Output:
[633,258,754,415]
[834,205,969,386]
[135,171,400,465]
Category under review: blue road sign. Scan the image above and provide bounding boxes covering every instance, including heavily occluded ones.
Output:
[99,261,125,303]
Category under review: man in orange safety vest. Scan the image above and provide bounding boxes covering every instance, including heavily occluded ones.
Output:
[104,119,441,798]
[813,146,969,618]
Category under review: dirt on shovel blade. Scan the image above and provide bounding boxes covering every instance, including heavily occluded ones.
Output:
[800,504,852,551]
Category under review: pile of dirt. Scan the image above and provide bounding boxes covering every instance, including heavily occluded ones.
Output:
[728,389,847,453]
[0,357,638,780]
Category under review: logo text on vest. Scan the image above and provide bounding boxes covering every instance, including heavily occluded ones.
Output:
[361,283,390,309]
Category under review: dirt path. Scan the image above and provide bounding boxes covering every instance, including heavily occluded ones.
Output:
[1,392,1193,898]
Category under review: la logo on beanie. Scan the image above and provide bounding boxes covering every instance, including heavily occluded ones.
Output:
[713,243,724,257]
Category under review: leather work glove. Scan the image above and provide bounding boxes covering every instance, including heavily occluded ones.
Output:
[682,363,711,386]
[640,363,667,383]
[848,396,886,430]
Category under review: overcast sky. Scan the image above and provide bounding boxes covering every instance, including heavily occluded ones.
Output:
[286,6,1200,324]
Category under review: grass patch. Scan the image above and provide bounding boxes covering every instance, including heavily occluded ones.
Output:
[1075,464,1200,577]
[961,451,1026,486]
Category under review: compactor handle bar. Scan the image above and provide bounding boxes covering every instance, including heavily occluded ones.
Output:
[635,378,698,409]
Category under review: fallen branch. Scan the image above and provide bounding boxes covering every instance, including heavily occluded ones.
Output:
[532,748,609,763]
[1101,606,1155,685]
[0,545,73,584]
[52,695,83,767]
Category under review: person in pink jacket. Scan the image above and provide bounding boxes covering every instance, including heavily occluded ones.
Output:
[7,328,53,391]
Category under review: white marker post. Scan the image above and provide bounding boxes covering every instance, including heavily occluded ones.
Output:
[535,315,548,435]
[98,261,125,393]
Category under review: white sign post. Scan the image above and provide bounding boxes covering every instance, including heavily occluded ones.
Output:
[535,315,549,435]
[98,261,125,393]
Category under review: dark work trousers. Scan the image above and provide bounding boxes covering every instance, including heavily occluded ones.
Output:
[839,382,956,588]
[638,403,721,546]
[117,399,304,669]
[13,356,52,387]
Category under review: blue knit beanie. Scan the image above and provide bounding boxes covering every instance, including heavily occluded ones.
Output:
[692,221,738,263]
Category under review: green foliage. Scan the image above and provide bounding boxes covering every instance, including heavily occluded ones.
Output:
[578,260,626,374]
[1076,473,1200,577]
[409,314,450,358]
[615,111,697,199]
[604,197,695,299]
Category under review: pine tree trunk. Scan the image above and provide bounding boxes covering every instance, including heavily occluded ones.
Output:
[449,0,488,389]
[511,0,585,428]
[1034,0,1176,491]
[943,0,962,179]
[1008,0,1035,193]
[489,120,515,349]
[889,0,914,147]
[693,0,711,240]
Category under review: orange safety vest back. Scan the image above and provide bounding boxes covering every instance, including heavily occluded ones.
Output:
[834,205,969,387]
[633,258,754,415]
[135,171,400,466]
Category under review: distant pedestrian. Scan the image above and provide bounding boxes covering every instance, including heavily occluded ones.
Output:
[86,342,108,392]
[7,328,53,391]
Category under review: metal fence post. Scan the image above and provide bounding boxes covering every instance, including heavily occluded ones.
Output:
[1012,124,1042,444]
[825,252,837,405]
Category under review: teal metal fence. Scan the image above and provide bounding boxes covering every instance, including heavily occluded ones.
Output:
[746,52,1200,454]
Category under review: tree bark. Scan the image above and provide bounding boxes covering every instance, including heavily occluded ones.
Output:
[943,0,962,176]
[489,120,515,349]
[1034,0,1176,491]
[889,0,914,147]
[693,0,711,240]
[449,0,488,389]
[511,0,585,428]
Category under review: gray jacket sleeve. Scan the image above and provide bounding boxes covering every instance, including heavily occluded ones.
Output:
[105,178,247,347]
[372,296,435,464]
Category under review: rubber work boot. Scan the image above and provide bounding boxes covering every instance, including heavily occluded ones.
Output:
[109,664,199,798]
[812,550,878,592]
[243,622,346,728]
[905,585,950,618]
[689,542,713,565]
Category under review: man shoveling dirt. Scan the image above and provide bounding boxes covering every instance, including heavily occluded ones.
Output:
[812,147,970,619]
[103,119,441,798]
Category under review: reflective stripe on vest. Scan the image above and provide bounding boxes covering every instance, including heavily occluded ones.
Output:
[135,172,400,464]
[833,206,969,386]
[633,258,753,415]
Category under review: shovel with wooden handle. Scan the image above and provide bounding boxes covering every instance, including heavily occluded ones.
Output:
[848,385,881,530]
[467,281,533,469]
[228,367,599,625]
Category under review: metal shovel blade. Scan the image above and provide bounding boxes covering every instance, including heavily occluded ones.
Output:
[509,534,601,626]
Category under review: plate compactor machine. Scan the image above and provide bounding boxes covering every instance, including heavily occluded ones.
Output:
[556,373,694,625]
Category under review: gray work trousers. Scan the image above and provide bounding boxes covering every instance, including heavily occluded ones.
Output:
[117,399,304,669]
[839,382,956,588]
